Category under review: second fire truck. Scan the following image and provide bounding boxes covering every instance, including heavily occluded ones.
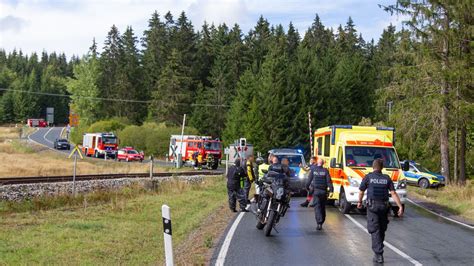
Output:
[169,135,222,169]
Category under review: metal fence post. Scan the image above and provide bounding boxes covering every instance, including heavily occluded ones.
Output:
[150,155,154,178]
[72,153,77,196]
[162,205,174,266]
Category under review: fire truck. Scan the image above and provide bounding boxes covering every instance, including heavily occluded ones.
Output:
[169,135,222,169]
[82,133,118,159]
[27,118,48,127]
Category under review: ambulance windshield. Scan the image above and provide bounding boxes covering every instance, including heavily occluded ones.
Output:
[204,142,221,150]
[345,147,400,169]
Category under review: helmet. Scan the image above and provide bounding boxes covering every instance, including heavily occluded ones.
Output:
[256,157,264,165]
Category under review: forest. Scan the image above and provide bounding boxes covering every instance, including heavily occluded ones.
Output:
[0,1,472,184]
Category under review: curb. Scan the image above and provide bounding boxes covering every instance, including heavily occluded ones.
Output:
[407,197,474,230]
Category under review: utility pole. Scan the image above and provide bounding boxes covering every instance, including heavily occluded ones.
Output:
[308,112,313,156]
[178,114,186,168]
[387,101,393,120]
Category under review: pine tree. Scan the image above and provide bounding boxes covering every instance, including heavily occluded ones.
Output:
[246,16,272,71]
[150,49,192,125]
[195,22,215,87]
[142,11,168,100]
[287,22,300,59]
[117,26,145,122]
[223,69,258,144]
[98,25,122,118]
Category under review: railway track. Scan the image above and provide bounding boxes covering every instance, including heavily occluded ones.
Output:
[0,170,223,185]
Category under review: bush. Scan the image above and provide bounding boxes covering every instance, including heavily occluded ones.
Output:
[70,118,129,144]
[118,122,198,158]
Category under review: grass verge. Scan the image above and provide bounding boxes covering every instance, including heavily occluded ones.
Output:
[0,176,228,264]
[408,180,473,222]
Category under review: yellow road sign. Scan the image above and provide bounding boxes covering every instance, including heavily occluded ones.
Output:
[68,145,84,159]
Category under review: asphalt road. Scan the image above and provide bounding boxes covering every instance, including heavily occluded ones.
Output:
[28,127,69,154]
[27,127,184,167]
[211,198,474,266]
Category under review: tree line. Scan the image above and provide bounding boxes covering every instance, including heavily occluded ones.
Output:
[0,1,472,184]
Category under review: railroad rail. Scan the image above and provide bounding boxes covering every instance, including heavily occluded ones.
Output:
[0,170,223,185]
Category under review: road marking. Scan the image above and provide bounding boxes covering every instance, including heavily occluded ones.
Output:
[43,127,55,144]
[215,212,245,266]
[345,214,422,266]
[27,128,60,152]
[407,198,474,230]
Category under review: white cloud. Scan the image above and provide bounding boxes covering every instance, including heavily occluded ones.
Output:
[0,15,29,32]
[188,0,250,28]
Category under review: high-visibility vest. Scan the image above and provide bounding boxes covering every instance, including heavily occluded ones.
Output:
[258,163,270,181]
[246,161,256,182]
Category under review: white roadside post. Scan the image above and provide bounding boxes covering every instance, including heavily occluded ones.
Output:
[68,145,83,196]
[162,205,174,266]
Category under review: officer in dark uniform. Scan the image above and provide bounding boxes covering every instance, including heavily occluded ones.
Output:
[226,159,248,212]
[358,159,404,264]
[306,158,333,230]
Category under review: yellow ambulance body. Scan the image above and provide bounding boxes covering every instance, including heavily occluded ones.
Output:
[313,125,407,214]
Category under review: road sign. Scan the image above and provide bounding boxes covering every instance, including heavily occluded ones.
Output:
[224,148,230,155]
[68,145,84,159]
[69,114,79,127]
[46,107,54,125]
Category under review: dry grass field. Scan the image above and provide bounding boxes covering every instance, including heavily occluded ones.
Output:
[0,127,162,178]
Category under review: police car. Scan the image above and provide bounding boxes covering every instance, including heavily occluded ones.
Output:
[401,160,445,189]
[269,149,308,194]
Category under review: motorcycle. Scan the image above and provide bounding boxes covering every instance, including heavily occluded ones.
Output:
[255,171,290,236]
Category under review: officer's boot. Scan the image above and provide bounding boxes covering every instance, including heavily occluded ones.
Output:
[316,224,322,230]
[373,254,384,264]
[300,200,309,207]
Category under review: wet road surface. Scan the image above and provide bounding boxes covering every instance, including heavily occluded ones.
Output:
[212,198,474,266]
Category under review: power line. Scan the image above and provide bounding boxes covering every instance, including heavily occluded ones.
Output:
[0,88,230,107]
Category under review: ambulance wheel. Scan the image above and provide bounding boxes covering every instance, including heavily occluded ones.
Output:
[418,178,429,189]
[212,163,218,170]
[338,191,352,214]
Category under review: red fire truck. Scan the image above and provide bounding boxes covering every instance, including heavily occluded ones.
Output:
[169,135,222,169]
[82,133,118,159]
[27,118,48,127]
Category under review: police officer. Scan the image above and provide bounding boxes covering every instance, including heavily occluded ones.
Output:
[357,159,403,264]
[306,158,333,230]
[300,156,317,207]
[226,159,248,212]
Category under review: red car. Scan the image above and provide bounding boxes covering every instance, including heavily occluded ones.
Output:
[117,147,144,162]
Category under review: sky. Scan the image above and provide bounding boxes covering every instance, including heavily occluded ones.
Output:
[0,0,406,58]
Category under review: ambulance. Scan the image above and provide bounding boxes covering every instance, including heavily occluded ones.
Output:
[313,125,407,214]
